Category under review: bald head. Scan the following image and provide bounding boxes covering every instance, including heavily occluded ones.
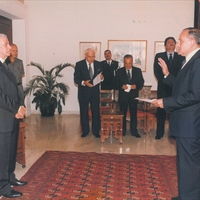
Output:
[10,43,18,59]
[176,27,200,57]
[85,48,95,64]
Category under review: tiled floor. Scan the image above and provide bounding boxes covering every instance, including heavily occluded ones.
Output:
[15,114,176,179]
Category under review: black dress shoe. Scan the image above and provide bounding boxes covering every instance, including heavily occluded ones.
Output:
[94,134,100,138]
[131,132,141,138]
[155,135,162,140]
[3,189,22,198]
[171,197,180,200]
[11,180,27,186]
[81,133,87,137]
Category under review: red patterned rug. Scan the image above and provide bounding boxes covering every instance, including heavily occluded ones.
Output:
[7,151,178,200]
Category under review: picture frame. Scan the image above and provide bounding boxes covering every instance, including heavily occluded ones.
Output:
[154,41,165,55]
[108,40,147,72]
[79,42,101,61]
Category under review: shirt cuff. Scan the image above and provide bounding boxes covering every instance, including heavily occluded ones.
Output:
[81,81,85,86]
[164,74,169,78]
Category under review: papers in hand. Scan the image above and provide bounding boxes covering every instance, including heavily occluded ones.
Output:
[124,84,131,92]
[93,73,102,86]
[135,97,156,103]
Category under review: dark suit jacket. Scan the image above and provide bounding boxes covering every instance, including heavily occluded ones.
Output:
[154,51,185,98]
[116,66,144,103]
[0,61,24,132]
[74,59,102,101]
[100,60,118,90]
[163,50,200,138]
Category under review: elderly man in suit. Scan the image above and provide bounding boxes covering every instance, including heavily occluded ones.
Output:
[152,27,200,200]
[0,34,26,198]
[116,54,144,137]
[154,37,185,140]
[74,48,103,138]
[101,50,118,90]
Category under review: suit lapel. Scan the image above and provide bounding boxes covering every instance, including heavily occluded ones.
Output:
[176,50,200,81]
[83,60,90,79]
[0,62,17,84]
[164,52,169,64]
[93,61,97,78]
[123,67,129,83]
[93,61,101,78]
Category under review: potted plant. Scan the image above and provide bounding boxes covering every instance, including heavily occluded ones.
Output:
[24,61,74,117]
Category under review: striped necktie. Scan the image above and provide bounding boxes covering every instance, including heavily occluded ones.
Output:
[127,70,131,83]
[89,64,93,79]
[169,53,173,67]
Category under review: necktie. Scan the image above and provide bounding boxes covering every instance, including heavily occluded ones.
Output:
[127,70,131,83]
[107,61,110,66]
[181,59,186,69]
[169,53,173,67]
[89,64,93,79]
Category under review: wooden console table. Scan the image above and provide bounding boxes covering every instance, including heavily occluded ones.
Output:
[101,111,123,144]
[16,121,27,168]
[137,101,156,134]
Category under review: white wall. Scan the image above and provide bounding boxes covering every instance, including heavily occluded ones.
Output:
[1,0,195,114]
[0,1,32,115]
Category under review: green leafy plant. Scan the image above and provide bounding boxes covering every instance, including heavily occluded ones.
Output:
[24,61,74,116]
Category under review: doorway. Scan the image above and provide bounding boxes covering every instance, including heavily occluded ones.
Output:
[0,15,12,43]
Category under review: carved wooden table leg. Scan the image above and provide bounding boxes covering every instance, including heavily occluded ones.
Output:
[101,111,123,144]
[16,122,28,168]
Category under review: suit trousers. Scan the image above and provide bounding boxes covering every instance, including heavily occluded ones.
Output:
[79,97,100,135]
[0,132,12,195]
[176,136,200,199]
[8,119,20,182]
[156,107,166,137]
[120,98,138,133]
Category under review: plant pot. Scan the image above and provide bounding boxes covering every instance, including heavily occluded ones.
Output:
[40,104,55,117]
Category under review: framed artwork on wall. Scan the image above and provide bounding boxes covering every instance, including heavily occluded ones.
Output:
[79,42,101,61]
[108,40,147,72]
[154,41,165,55]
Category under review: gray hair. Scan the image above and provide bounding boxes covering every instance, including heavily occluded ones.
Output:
[124,54,133,60]
[0,33,7,38]
[183,27,200,44]
[84,48,95,56]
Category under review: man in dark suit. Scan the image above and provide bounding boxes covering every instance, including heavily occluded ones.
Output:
[154,37,185,140]
[152,27,200,200]
[101,50,118,90]
[0,34,27,198]
[116,54,144,137]
[74,48,103,138]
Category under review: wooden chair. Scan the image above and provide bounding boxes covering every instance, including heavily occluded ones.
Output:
[100,90,113,113]
[88,90,117,119]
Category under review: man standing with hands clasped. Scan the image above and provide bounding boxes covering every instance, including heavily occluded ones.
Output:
[0,33,27,198]
[152,27,200,200]
[116,54,144,137]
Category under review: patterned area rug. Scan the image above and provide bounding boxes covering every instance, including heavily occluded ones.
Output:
[7,151,178,200]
